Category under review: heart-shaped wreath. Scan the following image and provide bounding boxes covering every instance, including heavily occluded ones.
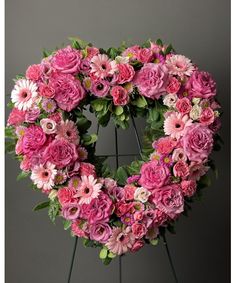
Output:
[6,37,222,264]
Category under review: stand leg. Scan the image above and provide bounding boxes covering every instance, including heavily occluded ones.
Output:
[67,236,78,283]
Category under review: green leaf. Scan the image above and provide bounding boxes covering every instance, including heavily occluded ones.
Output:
[99,248,108,259]
[68,37,89,50]
[16,171,30,181]
[102,257,112,265]
[116,166,128,185]
[82,134,98,145]
[33,201,50,211]
[108,252,116,259]
[63,220,72,230]
[156,38,163,46]
[115,106,124,116]
[48,200,60,223]
[131,96,147,108]
[150,238,159,246]
[164,44,174,55]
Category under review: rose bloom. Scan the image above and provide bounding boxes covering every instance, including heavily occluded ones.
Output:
[25,107,40,123]
[91,79,110,97]
[79,162,96,177]
[134,187,151,203]
[166,77,181,94]
[7,108,25,126]
[152,184,184,219]
[134,63,169,99]
[175,98,192,114]
[39,83,55,98]
[137,48,153,63]
[152,136,177,155]
[200,107,215,125]
[186,71,216,99]
[123,184,136,201]
[130,240,145,252]
[173,160,190,178]
[111,86,129,106]
[116,202,134,217]
[51,73,86,111]
[131,223,147,239]
[139,160,169,190]
[26,64,42,81]
[22,125,46,154]
[51,46,81,74]
[183,124,213,162]
[43,138,78,169]
[172,148,187,162]
[117,63,135,84]
[89,222,112,244]
[181,180,197,197]
[40,118,57,134]
[62,203,80,220]
[71,219,89,238]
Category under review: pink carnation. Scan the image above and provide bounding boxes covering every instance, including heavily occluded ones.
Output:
[181,180,197,197]
[57,187,77,206]
[111,86,129,106]
[22,125,46,154]
[123,184,136,201]
[173,160,190,178]
[175,98,192,114]
[7,108,25,126]
[117,63,135,84]
[200,107,215,125]
[26,64,42,81]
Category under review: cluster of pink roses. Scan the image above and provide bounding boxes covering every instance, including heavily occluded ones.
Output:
[6,39,221,258]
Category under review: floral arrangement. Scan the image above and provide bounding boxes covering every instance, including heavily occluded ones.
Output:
[6,37,222,264]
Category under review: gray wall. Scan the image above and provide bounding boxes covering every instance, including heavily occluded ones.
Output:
[5,0,230,282]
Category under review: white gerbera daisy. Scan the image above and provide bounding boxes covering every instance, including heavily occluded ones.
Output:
[11,79,39,111]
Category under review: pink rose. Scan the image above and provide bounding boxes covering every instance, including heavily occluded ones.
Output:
[183,124,213,162]
[138,48,153,63]
[186,71,216,99]
[26,64,42,81]
[130,240,145,252]
[91,79,110,97]
[61,203,80,220]
[7,108,25,126]
[79,162,96,177]
[89,222,112,243]
[51,46,81,74]
[116,202,134,217]
[173,160,190,178]
[43,138,78,169]
[134,63,169,99]
[22,125,46,154]
[39,83,55,98]
[51,73,86,111]
[117,63,135,84]
[152,184,184,219]
[57,187,77,206]
[123,184,136,201]
[131,223,147,239]
[181,180,197,197]
[200,107,215,125]
[139,160,169,190]
[25,107,40,123]
[175,98,192,114]
[152,137,177,155]
[166,77,181,94]
[71,219,88,238]
[111,86,129,106]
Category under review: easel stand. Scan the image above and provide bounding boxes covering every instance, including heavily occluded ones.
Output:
[67,117,179,283]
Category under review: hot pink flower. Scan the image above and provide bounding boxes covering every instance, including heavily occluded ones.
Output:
[56,120,80,145]
[130,240,145,252]
[7,108,26,126]
[39,83,55,98]
[117,63,135,84]
[131,223,147,239]
[57,187,77,206]
[137,48,153,63]
[90,54,117,79]
[152,137,177,155]
[91,79,110,97]
[176,98,192,114]
[200,107,215,125]
[79,162,96,177]
[89,222,112,243]
[134,63,169,99]
[71,219,88,238]
[166,77,181,94]
[173,160,190,178]
[111,86,129,106]
[26,64,42,81]
[22,125,47,154]
[181,180,197,197]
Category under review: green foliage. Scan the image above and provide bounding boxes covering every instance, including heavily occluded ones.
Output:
[99,248,108,259]
[48,199,60,223]
[115,166,129,186]
[126,160,144,175]
[68,37,90,50]
[63,220,72,230]
[82,133,98,146]
[16,171,30,181]
[150,238,159,246]
[156,38,163,46]
[131,96,147,108]
[33,201,50,211]
[91,99,112,127]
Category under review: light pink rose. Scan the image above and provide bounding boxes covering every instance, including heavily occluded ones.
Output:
[7,108,25,126]
[181,180,197,197]
[152,137,177,155]
[26,64,42,81]
[186,71,216,99]
[189,162,209,181]
[131,223,147,239]
[152,184,184,219]
[200,107,215,125]
[172,148,187,162]
[134,63,169,99]
[57,187,77,206]
[51,46,81,74]
[43,138,78,169]
[138,48,153,63]
[89,222,112,243]
[117,63,135,84]
[111,86,129,106]
[25,107,40,123]
[22,125,47,154]
[173,160,190,178]
[166,77,181,94]
[183,124,213,162]
[139,160,169,190]
[175,98,192,114]
[51,73,86,111]
[39,83,55,98]
[79,162,96,177]
[130,240,145,252]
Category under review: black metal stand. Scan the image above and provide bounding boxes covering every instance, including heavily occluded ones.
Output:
[67,117,178,283]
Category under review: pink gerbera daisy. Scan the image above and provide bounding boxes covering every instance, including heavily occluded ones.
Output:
[11,79,39,111]
[106,227,135,255]
[164,112,192,139]
[166,54,195,78]
[75,175,102,205]
[90,54,117,79]
[56,120,80,145]
[31,162,57,193]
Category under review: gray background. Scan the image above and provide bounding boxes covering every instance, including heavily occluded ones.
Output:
[5,0,230,282]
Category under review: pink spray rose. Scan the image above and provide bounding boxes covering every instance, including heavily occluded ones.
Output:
[7,108,25,126]
[166,77,181,94]
[51,46,81,74]
[117,63,135,84]
[89,222,112,243]
[51,73,86,111]
[39,83,55,98]
[43,138,78,169]
[137,48,153,63]
[173,160,190,178]
[62,203,80,220]
[134,63,169,99]
[152,137,177,155]
[91,79,110,97]
[131,223,147,239]
[181,180,197,197]
[71,219,88,238]
[111,86,129,106]
[26,64,42,81]
[200,107,215,125]
[175,98,192,114]
[186,71,216,99]
[152,184,184,219]
[139,160,169,190]
[130,240,145,252]
[183,124,213,162]
[22,125,46,154]
[79,162,96,177]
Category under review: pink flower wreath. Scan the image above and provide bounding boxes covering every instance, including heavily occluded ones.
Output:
[6,37,222,264]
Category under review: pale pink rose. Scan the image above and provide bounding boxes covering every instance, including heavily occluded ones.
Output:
[71,219,88,238]
[39,83,55,98]
[146,224,159,240]
[51,73,86,111]
[172,148,187,162]
[183,124,213,162]
[175,98,192,114]
[139,160,169,190]
[89,222,112,243]
[117,63,135,84]
[166,77,181,94]
[51,46,81,74]
[134,211,144,222]
[130,240,145,252]
[57,187,77,206]
[200,107,215,125]
[131,223,147,239]
[134,63,169,99]
[152,184,184,219]
[137,48,153,63]
[189,162,209,181]
[186,71,216,99]
[79,162,96,177]
[173,160,190,178]
[25,107,40,123]
[26,64,42,81]
[22,125,47,154]
[111,86,129,106]
[43,138,78,169]
[181,180,197,197]
[152,137,177,155]
[40,118,57,134]
[7,108,25,126]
